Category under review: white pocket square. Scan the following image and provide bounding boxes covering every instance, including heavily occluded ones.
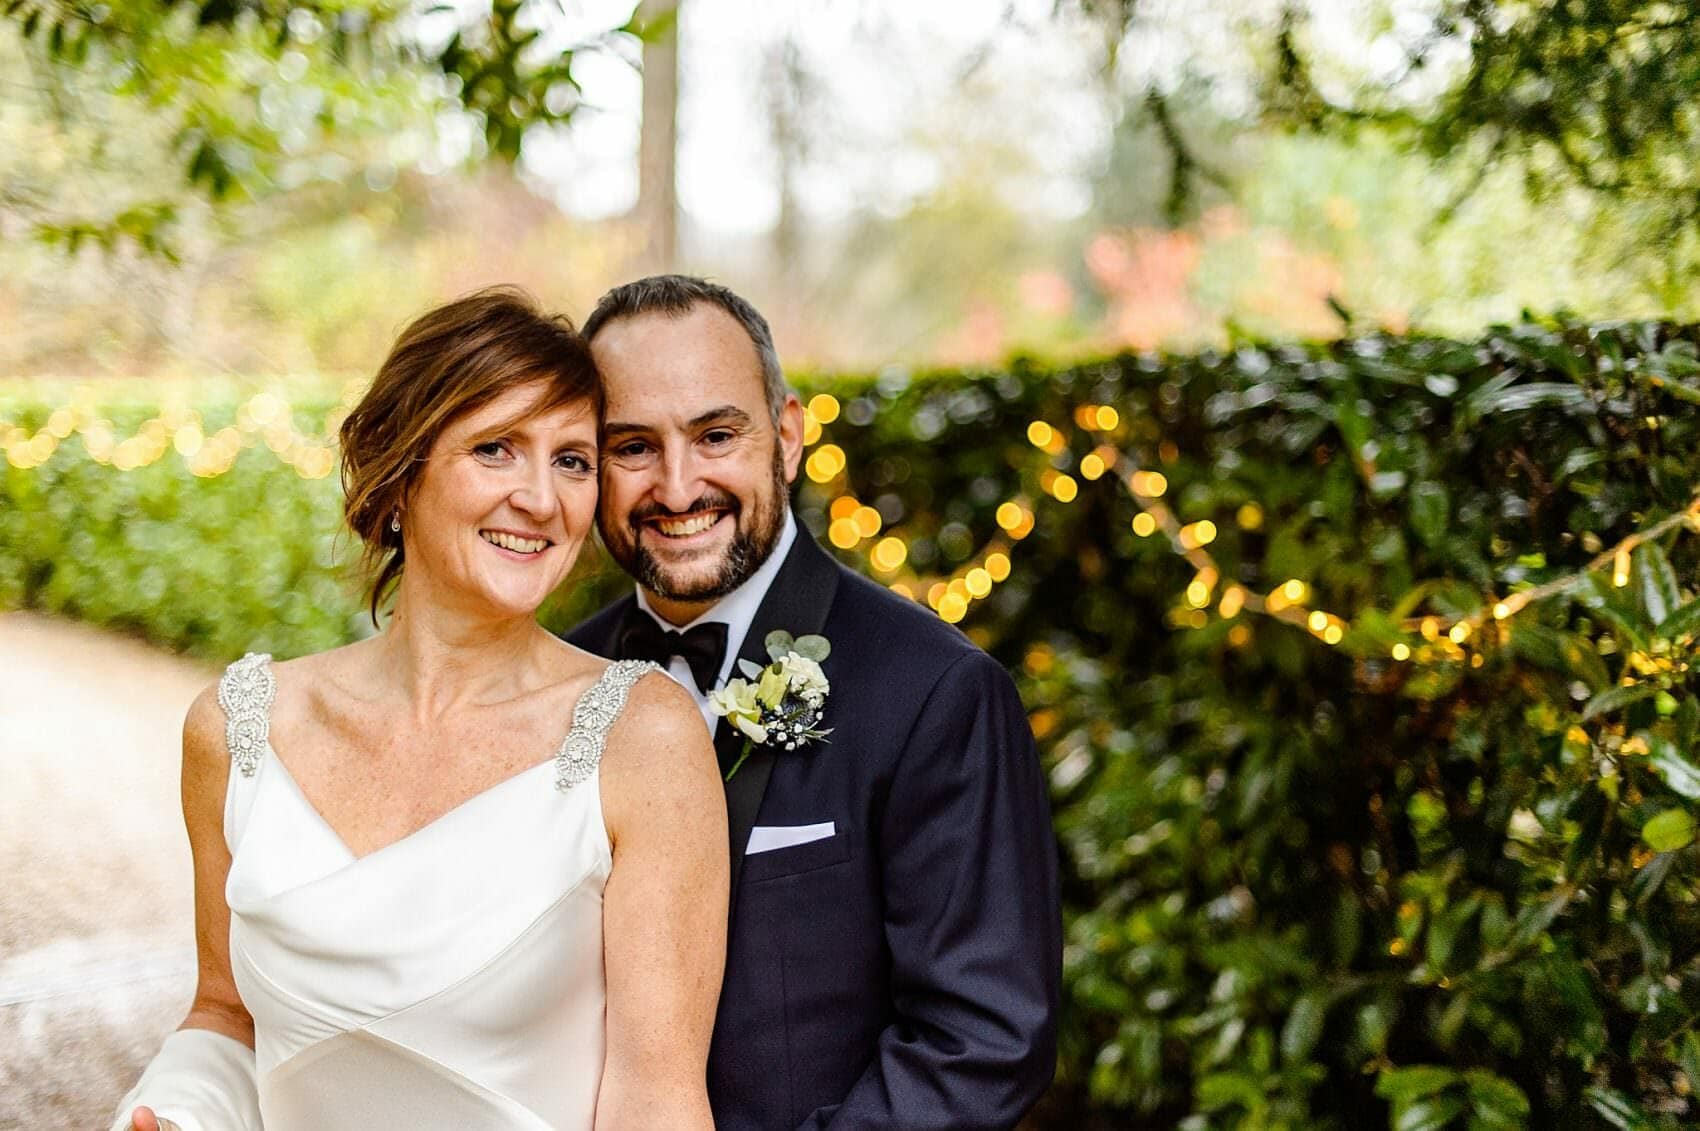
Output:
[746,822,836,856]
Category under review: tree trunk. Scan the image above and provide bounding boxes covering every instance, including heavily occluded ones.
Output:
[767,35,805,277]
[635,0,679,272]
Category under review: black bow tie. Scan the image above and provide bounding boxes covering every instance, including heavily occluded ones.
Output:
[617,613,729,694]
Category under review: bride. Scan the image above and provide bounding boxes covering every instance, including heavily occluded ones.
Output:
[112,288,727,1130]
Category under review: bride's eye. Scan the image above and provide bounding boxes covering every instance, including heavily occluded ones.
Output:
[473,441,509,460]
[555,451,593,473]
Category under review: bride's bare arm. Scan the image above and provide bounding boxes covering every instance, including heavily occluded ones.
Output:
[596,672,729,1131]
[114,686,258,1131]
[177,685,257,1045]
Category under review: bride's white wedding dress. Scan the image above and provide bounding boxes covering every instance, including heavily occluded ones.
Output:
[130,653,658,1130]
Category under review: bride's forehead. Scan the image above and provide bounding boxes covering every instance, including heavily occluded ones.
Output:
[449,385,595,436]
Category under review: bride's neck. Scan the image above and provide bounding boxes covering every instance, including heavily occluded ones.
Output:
[377,588,551,711]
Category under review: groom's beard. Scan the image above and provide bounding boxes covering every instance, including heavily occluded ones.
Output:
[601,443,790,604]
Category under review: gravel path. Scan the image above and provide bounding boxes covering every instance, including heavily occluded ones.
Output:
[0,612,212,1129]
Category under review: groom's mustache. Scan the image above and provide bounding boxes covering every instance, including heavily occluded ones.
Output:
[628,491,741,528]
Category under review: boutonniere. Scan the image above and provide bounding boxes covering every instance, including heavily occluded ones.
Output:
[709,630,833,781]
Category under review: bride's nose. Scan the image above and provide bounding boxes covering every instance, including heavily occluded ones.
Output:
[507,458,560,521]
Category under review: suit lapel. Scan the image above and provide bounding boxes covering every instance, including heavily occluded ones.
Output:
[566,593,636,656]
[722,530,841,898]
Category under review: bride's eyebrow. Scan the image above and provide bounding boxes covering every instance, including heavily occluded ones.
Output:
[464,404,588,447]
[459,421,514,448]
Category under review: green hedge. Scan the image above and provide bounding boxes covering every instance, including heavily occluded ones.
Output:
[8,320,1700,1128]
[0,385,633,653]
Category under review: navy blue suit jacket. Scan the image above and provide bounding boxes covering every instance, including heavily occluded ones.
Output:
[567,530,1060,1129]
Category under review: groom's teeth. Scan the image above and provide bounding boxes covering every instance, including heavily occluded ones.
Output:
[481,531,549,554]
[657,513,720,537]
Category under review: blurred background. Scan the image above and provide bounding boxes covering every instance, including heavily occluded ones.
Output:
[7,1,1700,1127]
[8,0,1700,379]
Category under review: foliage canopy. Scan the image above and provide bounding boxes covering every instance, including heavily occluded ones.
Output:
[1270,0,1700,225]
[1,0,652,248]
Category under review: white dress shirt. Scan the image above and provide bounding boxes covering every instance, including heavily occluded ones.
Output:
[634,511,799,734]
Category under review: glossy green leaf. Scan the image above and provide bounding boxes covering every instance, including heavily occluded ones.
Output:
[1467,380,1591,416]
[1629,849,1677,907]
[1656,595,1700,641]
[1648,736,1700,800]
[1395,1094,1468,1131]
[1507,622,1610,691]
[1586,1086,1659,1131]
[1636,543,1681,627]
[1504,887,1575,953]
[1280,993,1326,1065]
[1641,808,1697,853]
[1678,1032,1700,1087]
[1375,1065,1459,1102]
[1582,684,1658,722]
[1464,1071,1529,1129]
[1408,481,1450,546]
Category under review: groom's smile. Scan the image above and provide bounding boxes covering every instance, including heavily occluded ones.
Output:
[653,511,725,538]
[633,491,739,558]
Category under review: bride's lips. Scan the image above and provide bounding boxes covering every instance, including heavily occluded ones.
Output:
[479,528,554,559]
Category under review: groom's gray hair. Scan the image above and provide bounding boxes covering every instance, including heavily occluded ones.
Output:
[582,274,791,421]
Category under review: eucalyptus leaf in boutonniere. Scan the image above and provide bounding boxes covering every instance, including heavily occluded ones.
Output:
[709,630,833,781]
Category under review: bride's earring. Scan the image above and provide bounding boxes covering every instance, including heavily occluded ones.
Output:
[390,511,401,534]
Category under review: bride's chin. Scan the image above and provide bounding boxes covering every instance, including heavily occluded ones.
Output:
[483,578,568,615]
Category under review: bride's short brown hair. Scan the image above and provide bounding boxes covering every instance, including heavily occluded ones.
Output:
[339,286,597,624]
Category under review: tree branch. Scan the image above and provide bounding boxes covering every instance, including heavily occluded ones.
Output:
[1145,89,1227,225]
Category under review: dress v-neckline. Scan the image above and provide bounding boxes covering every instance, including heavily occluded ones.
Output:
[262,742,562,867]
[218,652,658,875]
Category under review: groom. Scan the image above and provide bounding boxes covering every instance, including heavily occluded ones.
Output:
[567,275,1060,1130]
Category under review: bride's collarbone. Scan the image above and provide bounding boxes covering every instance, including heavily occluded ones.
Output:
[265,715,577,861]
[265,668,599,826]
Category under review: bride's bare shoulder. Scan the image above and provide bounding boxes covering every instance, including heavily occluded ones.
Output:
[271,639,377,690]
[602,666,716,774]
[598,667,722,845]
[620,663,702,725]
[181,677,228,773]
[263,640,398,726]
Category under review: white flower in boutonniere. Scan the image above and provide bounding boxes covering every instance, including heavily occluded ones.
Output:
[709,630,833,781]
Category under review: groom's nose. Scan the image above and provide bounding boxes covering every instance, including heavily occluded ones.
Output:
[652,445,706,513]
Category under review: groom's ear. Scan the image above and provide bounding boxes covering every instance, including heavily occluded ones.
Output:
[777,393,805,485]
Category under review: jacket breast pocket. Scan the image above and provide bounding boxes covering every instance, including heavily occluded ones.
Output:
[742,823,853,884]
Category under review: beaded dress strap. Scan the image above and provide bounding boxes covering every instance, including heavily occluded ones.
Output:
[555,660,660,792]
[217,652,276,778]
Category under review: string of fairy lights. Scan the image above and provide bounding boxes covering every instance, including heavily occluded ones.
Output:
[804,395,1700,672]
[6,385,1697,669]
[0,383,364,479]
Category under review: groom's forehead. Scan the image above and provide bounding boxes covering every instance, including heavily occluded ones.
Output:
[592,309,767,417]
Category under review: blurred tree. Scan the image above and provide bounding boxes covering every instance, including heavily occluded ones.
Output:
[764,29,813,283]
[632,0,679,271]
[1075,1,1700,227]
[1267,1,1700,223]
[0,21,639,380]
[0,0,648,249]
